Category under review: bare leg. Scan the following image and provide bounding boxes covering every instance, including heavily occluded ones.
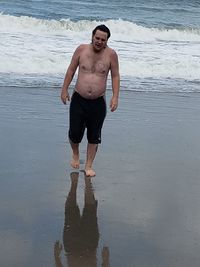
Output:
[70,140,80,169]
[85,143,98,177]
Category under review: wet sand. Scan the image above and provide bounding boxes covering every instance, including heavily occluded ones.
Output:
[1,87,200,267]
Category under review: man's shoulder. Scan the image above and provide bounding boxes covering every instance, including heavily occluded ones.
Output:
[105,46,118,60]
[73,44,89,57]
[76,44,90,51]
[106,46,117,55]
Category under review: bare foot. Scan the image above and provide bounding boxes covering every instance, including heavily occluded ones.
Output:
[85,167,96,177]
[70,154,79,169]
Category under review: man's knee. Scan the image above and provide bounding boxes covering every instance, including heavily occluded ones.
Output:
[87,133,102,144]
[68,131,83,144]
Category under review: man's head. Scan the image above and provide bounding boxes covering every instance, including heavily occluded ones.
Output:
[92,25,111,39]
[91,25,111,52]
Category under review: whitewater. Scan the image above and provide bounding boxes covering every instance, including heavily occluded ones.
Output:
[0,13,200,91]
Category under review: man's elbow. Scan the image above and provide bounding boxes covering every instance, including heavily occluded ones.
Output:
[67,68,76,78]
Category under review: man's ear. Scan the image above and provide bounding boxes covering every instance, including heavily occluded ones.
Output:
[91,34,94,44]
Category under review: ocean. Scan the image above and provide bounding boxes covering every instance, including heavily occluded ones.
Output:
[0,0,200,92]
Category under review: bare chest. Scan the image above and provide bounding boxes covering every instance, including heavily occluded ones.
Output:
[79,54,110,75]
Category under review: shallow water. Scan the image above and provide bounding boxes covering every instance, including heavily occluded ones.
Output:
[1,88,200,266]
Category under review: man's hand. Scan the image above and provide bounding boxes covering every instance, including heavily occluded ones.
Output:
[61,89,70,104]
[102,246,110,267]
[110,96,118,112]
[54,241,62,258]
[54,241,64,267]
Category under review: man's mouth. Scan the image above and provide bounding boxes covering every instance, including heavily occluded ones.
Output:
[95,43,101,47]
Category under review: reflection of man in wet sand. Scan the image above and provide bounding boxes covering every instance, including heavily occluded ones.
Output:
[54,172,110,267]
[61,24,120,177]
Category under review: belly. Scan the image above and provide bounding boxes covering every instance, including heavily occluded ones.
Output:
[75,74,107,99]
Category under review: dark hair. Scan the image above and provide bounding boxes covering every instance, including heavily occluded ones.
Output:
[92,24,111,39]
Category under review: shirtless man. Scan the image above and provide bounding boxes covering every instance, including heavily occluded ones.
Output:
[61,25,120,177]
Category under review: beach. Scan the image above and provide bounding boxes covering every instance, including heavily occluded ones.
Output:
[0,0,200,266]
[1,87,200,266]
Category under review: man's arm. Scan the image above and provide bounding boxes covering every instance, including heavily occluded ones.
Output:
[60,46,81,104]
[110,50,120,112]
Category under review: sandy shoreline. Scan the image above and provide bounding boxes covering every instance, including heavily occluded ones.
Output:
[1,87,200,266]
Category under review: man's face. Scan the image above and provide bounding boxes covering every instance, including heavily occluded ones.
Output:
[92,30,108,52]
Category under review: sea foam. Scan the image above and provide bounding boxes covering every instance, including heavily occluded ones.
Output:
[0,14,200,84]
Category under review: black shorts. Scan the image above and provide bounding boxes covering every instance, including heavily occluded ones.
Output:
[69,91,106,144]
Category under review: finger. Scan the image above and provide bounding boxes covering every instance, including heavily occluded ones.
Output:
[61,95,65,104]
[62,99,66,105]
[65,93,70,101]
[111,105,117,112]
